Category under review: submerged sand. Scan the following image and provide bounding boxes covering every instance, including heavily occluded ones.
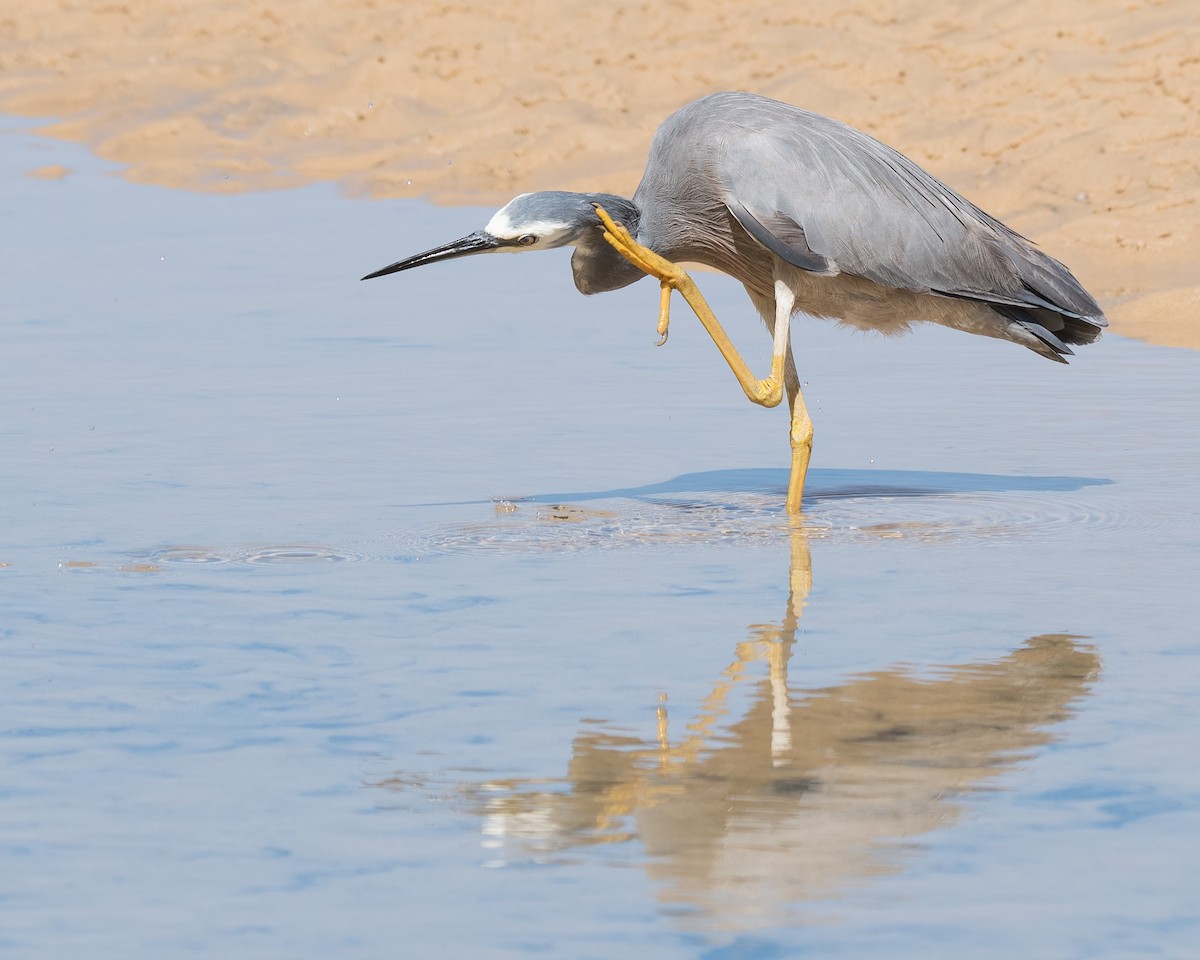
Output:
[1,0,1196,347]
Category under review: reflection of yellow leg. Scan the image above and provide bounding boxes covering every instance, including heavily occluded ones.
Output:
[596,205,783,409]
[656,693,670,772]
[784,517,812,626]
[659,521,813,768]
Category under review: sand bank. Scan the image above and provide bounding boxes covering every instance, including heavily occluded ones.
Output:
[1,0,1195,347]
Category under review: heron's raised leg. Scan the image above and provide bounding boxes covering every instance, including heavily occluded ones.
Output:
[596,205,784,409]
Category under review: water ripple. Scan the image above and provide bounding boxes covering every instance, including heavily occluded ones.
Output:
[388,484,1140,557]
[145,544,366,565]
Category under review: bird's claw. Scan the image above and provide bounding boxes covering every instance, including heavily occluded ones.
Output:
[594,204,684,285]
[595,203,682,348]
[656,283,671,346]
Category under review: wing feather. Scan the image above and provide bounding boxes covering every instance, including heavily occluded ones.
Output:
[702,96,1104,332]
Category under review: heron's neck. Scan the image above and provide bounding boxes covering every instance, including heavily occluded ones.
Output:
[570,195,645,296]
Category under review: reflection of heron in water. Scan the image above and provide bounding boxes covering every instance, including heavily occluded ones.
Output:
[378,523,1099,927]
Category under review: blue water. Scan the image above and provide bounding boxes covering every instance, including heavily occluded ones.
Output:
[2,127,1198,958]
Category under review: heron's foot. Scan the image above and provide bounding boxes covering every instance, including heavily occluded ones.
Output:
[595,204,683,346]
[656,283,671,346]
[595,205,687,287]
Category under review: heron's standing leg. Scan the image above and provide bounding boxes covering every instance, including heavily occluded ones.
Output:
[595,205,784,408]
[783,351,814,514]
[768,277,812,513]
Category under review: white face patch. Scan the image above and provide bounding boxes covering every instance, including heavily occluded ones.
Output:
[484,197,572,249]
[483,207,518,238]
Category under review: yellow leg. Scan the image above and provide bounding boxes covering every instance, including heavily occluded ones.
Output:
[655,282,670,346]
[784,353,814,514]
[596,205,783,409]
[597,204,818,511]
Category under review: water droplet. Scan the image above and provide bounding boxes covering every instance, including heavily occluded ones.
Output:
[406,179,413,186]
[446,159,453,166]
[367,100,374,109]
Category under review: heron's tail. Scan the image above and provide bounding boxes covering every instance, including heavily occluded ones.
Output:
[992,239,1107,362]
[993,303,1106,364]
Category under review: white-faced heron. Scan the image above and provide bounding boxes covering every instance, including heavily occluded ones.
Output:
[364,92,1106,513]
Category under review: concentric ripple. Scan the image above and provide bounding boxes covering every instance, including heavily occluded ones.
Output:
[127,479,1174,565]
[389,483,1142,557]
[145,544,365,565]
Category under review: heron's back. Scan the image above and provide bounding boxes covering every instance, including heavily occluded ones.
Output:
[632,92,1105,362]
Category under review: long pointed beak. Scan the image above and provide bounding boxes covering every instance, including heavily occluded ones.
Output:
[361,231,501,280]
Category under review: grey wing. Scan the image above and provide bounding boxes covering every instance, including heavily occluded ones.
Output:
[719,114,1106,336]
[724,196,838,276]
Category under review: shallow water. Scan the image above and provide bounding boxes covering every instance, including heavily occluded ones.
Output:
[2,127,1199,958]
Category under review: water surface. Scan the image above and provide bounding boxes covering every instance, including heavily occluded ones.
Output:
[2,127,1199,958]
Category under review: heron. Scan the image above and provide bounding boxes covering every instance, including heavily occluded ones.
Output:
[363,91,1105,513]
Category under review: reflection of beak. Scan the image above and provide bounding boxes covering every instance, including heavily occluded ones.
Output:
[361,230,501,280]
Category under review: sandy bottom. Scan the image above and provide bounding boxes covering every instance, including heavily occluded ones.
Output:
[1,0,1196,348]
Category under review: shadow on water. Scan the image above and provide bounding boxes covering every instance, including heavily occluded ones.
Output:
[376,523,1101,930]
[396,467,1113,509]
[522,467,1114,504]
[115,467,1119,566]
[386,465,1124,557]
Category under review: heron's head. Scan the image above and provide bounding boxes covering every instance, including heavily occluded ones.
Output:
[361,191,638,281]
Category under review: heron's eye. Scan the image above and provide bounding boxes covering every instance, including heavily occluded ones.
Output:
[516,234,537,246]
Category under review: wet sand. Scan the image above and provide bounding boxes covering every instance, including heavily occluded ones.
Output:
[1,0,1196,348]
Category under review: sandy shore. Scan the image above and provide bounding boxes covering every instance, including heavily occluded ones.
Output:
[1,0,1195,347]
